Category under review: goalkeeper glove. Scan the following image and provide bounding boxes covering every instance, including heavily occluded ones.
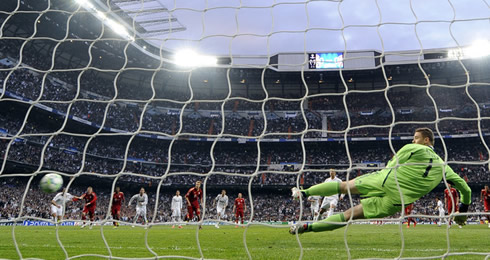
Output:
[453,203,469,226]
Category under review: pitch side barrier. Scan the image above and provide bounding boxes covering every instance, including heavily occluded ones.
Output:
[0,220,76,226]
[2,220,482,226]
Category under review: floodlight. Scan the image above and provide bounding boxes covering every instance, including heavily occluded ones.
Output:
[95,10,107,20]
[106,19,132,40]
[174,50,217,67]
[448,39,490,59]
[74,0,94,9]
[466,39,490,58]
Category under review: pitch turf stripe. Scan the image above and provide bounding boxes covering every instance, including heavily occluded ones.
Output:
[24,244,489,253]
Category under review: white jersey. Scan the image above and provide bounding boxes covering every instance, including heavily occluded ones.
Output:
[308,196,322,209]
[51,192,74,217]
[436,200,444,213]
[52,192,74,206]
[129,193,148,209]
[215,194,229,208]
[171,195,183,210]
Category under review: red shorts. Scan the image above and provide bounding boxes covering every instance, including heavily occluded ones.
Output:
[235,210,244,219]
[484,201,489,212]
[447,203,458,214]
[111,205,121,216]
[187,203,200,219]
[83,206,96,216]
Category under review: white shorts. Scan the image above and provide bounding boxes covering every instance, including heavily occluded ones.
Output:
[172,208,181,217]
[310,205,320,214]
[438,211,445,217]
[136,207,146,215]
[321,197,338,209]
[51,205,63,216]
[217,206,225,216]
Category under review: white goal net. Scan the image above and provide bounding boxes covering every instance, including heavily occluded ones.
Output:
[0,0,489,259]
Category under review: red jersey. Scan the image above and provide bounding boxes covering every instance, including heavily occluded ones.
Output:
[82,192,97,207]
[404,204,414,214]
[444,188,458,206]
[235,198,245,211]
[112,192,124,207]
[482,189,490,203]
[185,187,202,204]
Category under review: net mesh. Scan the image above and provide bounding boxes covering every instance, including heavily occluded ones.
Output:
[0,0,489,259]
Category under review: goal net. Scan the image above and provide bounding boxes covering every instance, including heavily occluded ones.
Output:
[0,0,489,259]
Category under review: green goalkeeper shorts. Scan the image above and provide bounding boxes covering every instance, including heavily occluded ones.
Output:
[354,170,402,218]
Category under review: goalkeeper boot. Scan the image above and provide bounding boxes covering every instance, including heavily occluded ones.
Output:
[289,223,309,235]
[291,187,305,201]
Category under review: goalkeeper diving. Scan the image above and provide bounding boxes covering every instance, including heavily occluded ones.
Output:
[290,128,472,234]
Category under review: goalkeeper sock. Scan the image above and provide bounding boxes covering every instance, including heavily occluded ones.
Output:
[303,182,340,197]
[309,213,346,232]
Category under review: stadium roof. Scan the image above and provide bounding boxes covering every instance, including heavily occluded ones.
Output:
[108,0,186,38]
[107,0,489,58]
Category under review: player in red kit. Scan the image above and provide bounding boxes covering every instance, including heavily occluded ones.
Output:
[233,193,246,228]
[444,183,460,227]
[480,185,490,228]
[74,186,97,229]
[404,203,416,228]
[185,181,203,225]
[111,186,125,228]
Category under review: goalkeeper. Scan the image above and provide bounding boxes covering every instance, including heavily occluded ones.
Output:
[290,128,471,234]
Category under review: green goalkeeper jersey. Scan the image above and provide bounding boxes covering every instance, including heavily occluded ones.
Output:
[375,143,471,205]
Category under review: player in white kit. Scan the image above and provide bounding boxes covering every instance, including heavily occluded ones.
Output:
[435,197,445,227]
[51,188,74,223]
[128,187,149,228]
[319,169,344,219]
[308,196,322,221]
[171,190,183,228]
[214,190,229,228]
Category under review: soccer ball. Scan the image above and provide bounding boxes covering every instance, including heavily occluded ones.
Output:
[39,173,63,193]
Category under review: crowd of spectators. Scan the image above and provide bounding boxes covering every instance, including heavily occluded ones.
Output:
[2,39,490,139]
[1,110,490,186]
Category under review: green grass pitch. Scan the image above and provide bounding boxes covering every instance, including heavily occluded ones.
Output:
[0,224,488,259]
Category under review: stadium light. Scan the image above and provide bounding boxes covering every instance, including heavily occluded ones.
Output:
[466,39,490,58]
[74,0,134,41]
[75,0,94,9]
[448,39,490,59]
[106,19,133,40]
[174,50,217,67]
[95,10,107,20]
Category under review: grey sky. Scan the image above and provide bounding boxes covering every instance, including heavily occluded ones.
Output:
[143,0,490,56]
